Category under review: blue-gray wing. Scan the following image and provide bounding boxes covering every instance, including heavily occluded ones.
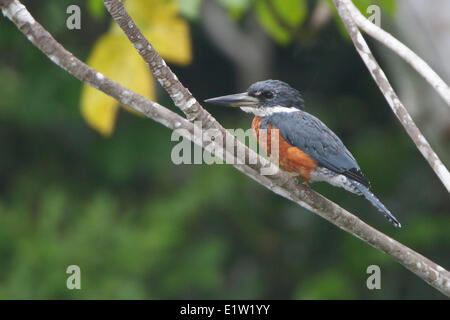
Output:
[262,111,370,187]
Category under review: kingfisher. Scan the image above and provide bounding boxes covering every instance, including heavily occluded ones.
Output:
[205,80,401,227]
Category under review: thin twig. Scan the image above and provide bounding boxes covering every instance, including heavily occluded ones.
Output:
[342,0,450,108]
[1,0,449,297]
[333,0,450,194]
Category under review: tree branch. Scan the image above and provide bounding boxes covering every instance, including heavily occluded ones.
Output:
[2,0,449,297]
[102,0,215,127]
[341,0,450,109]
[333,0,450,194]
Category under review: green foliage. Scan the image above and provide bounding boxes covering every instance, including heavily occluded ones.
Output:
[254,0,307,44]
[177,0,204,20]
[294,270,355,299]
[218,0,252,19]
[87,0,106,19]
[270,0,307,27]
[255,0,289,44]
[353,0,396,16]
[179,0,307,43]
[0,153,234,298]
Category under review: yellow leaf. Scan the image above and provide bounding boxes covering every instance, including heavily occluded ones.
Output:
[112,0,192,65]
[81,33,154,136]
[81,0,192,135]
[142,22,191,65]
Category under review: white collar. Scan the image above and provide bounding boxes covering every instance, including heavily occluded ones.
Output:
[240,106,298,117]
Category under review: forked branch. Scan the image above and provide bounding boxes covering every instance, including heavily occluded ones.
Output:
[340,0,450,108]
[333,0,450,194]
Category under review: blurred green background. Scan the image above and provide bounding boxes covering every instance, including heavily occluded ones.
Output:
[0,0,449,299]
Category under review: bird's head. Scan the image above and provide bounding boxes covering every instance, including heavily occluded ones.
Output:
[205,80,304,116]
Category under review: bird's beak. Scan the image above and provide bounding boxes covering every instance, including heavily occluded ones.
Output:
[204,92,259,108]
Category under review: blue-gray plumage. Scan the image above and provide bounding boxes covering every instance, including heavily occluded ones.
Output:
[261,111,370,188]
[205,79,401,227]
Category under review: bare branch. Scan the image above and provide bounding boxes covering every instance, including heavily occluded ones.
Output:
[2,0,450,297]
[333,0,450,194]
[342,0,450,108]
[102,0,216,127]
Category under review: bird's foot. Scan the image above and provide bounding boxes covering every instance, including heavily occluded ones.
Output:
[287,172,301,185]
[288,172,299,179]
[286,172,311,188]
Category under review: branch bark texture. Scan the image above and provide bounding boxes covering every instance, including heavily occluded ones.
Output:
[342,0,450,108]
[333,0,450,194]
[1,0,449,297]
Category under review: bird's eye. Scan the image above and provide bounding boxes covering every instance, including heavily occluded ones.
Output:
[262,91,274,99]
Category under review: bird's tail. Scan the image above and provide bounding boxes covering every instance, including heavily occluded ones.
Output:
[352,182,401,228]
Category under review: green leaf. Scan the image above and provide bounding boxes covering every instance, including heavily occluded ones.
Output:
[353,0,396,17]
[255,0,291,45]
[176,0,203,20]
[377,0,396,16]
[294,270,356,299]
[272,0,307,28]
[87,0,105,19]
[219,0,252,19]
[328,0,397,39]
[255,0,307,45]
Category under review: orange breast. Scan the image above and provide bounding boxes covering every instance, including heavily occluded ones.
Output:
[252,116,318,181]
